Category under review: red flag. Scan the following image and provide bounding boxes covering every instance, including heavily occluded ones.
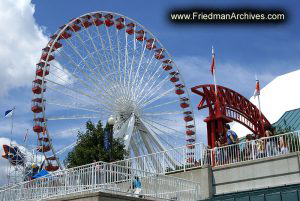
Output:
[210,48,215,75]
[253,79,260,98]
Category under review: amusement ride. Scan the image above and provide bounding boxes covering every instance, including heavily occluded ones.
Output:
[30,11,196,173]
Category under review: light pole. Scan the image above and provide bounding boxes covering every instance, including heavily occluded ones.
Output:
[107,115,115,162]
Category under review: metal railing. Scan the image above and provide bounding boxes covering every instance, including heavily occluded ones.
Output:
[0,162,200,201]
[211,130,300,166]
[111,130,300,173]
[110,142,210,174]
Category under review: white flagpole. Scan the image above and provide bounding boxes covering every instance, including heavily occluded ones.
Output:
[255,74,262,116]
[257,94,262,116]
[212,47,218,95]
[10,107,15,146]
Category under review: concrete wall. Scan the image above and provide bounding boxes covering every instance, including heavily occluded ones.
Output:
[168,152,300,200]
[47,191,165,201]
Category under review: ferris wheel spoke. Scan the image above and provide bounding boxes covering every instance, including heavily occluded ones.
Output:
[123,20,129,89]
[47,101,105,113]
[61,35,124,102]
[47,114,102,121]
[140,87,174,108]
[142,99,180,111]
[50,60,116,103]
[80,23,110,77]
[140,119,178,166]
[57,48,112,96]
[141,117,184,137]
[143,111,182,116]
[104,24,118,77]
[45,80,115,112]
[47,57,124,107]
[93,23,120,85]
[132,51,159,101]
[137,73,169,106]
[127,26,138,96]
[79,26,128,100]
[130,33,147,96]
[135,62,163,102]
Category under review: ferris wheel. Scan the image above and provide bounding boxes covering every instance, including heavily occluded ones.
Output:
[31,11,196,171]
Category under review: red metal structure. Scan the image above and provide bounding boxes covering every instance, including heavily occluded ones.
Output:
[191,84,271,148]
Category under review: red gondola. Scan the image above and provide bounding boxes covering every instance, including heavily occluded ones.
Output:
[105,19,114,27]
[184,115,193,122]
[126,28,134,35]
[116,22,124,30]
[163,65,172,71]
[93,18,103,26]
[70,24,81,32]
[163,59,172,64]
[59,31,71,39]
[186,130,195,136]
[41,54,54,62]
[136,34,145,41]
[146,43,156,50]
[45,165,59,171]
[169,71,179,82]
[180,103,189,108]
[32,98,45,113]
[155,53,165,60]
[31,106,43,113]
[36,69,49,77]
[175,89,184,95]
[82,21,92,28]
[33,125,45,133]
[36,145,51,152]
[170,77,179,82]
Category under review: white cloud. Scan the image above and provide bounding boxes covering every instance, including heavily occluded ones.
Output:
[232,69,300,137]
[0,0,48,96]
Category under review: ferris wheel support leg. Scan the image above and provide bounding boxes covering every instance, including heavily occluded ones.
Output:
[139,118,178,170]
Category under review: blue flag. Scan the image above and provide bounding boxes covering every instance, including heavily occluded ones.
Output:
[104,128,111,151]
[4,108,15,117]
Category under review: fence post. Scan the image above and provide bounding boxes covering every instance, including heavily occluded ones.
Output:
[155,174,158,198]
[252,141,256,160]
[183,147,186,172]
[163,152,165,174]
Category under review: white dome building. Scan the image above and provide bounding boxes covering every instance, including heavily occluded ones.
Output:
[232,69,300,137]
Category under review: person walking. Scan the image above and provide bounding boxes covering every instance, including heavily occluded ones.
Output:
[128,176,142,197]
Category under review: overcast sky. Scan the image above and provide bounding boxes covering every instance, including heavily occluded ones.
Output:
[0,0,299,185]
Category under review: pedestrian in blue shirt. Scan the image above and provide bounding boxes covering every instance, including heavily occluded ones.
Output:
[225,124,239,163]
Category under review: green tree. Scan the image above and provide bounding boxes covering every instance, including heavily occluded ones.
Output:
[64,120,127,168]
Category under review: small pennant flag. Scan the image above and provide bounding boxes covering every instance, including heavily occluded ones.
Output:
[210,47,215,75]
[253,79,260,99]
[4,107,15,118]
